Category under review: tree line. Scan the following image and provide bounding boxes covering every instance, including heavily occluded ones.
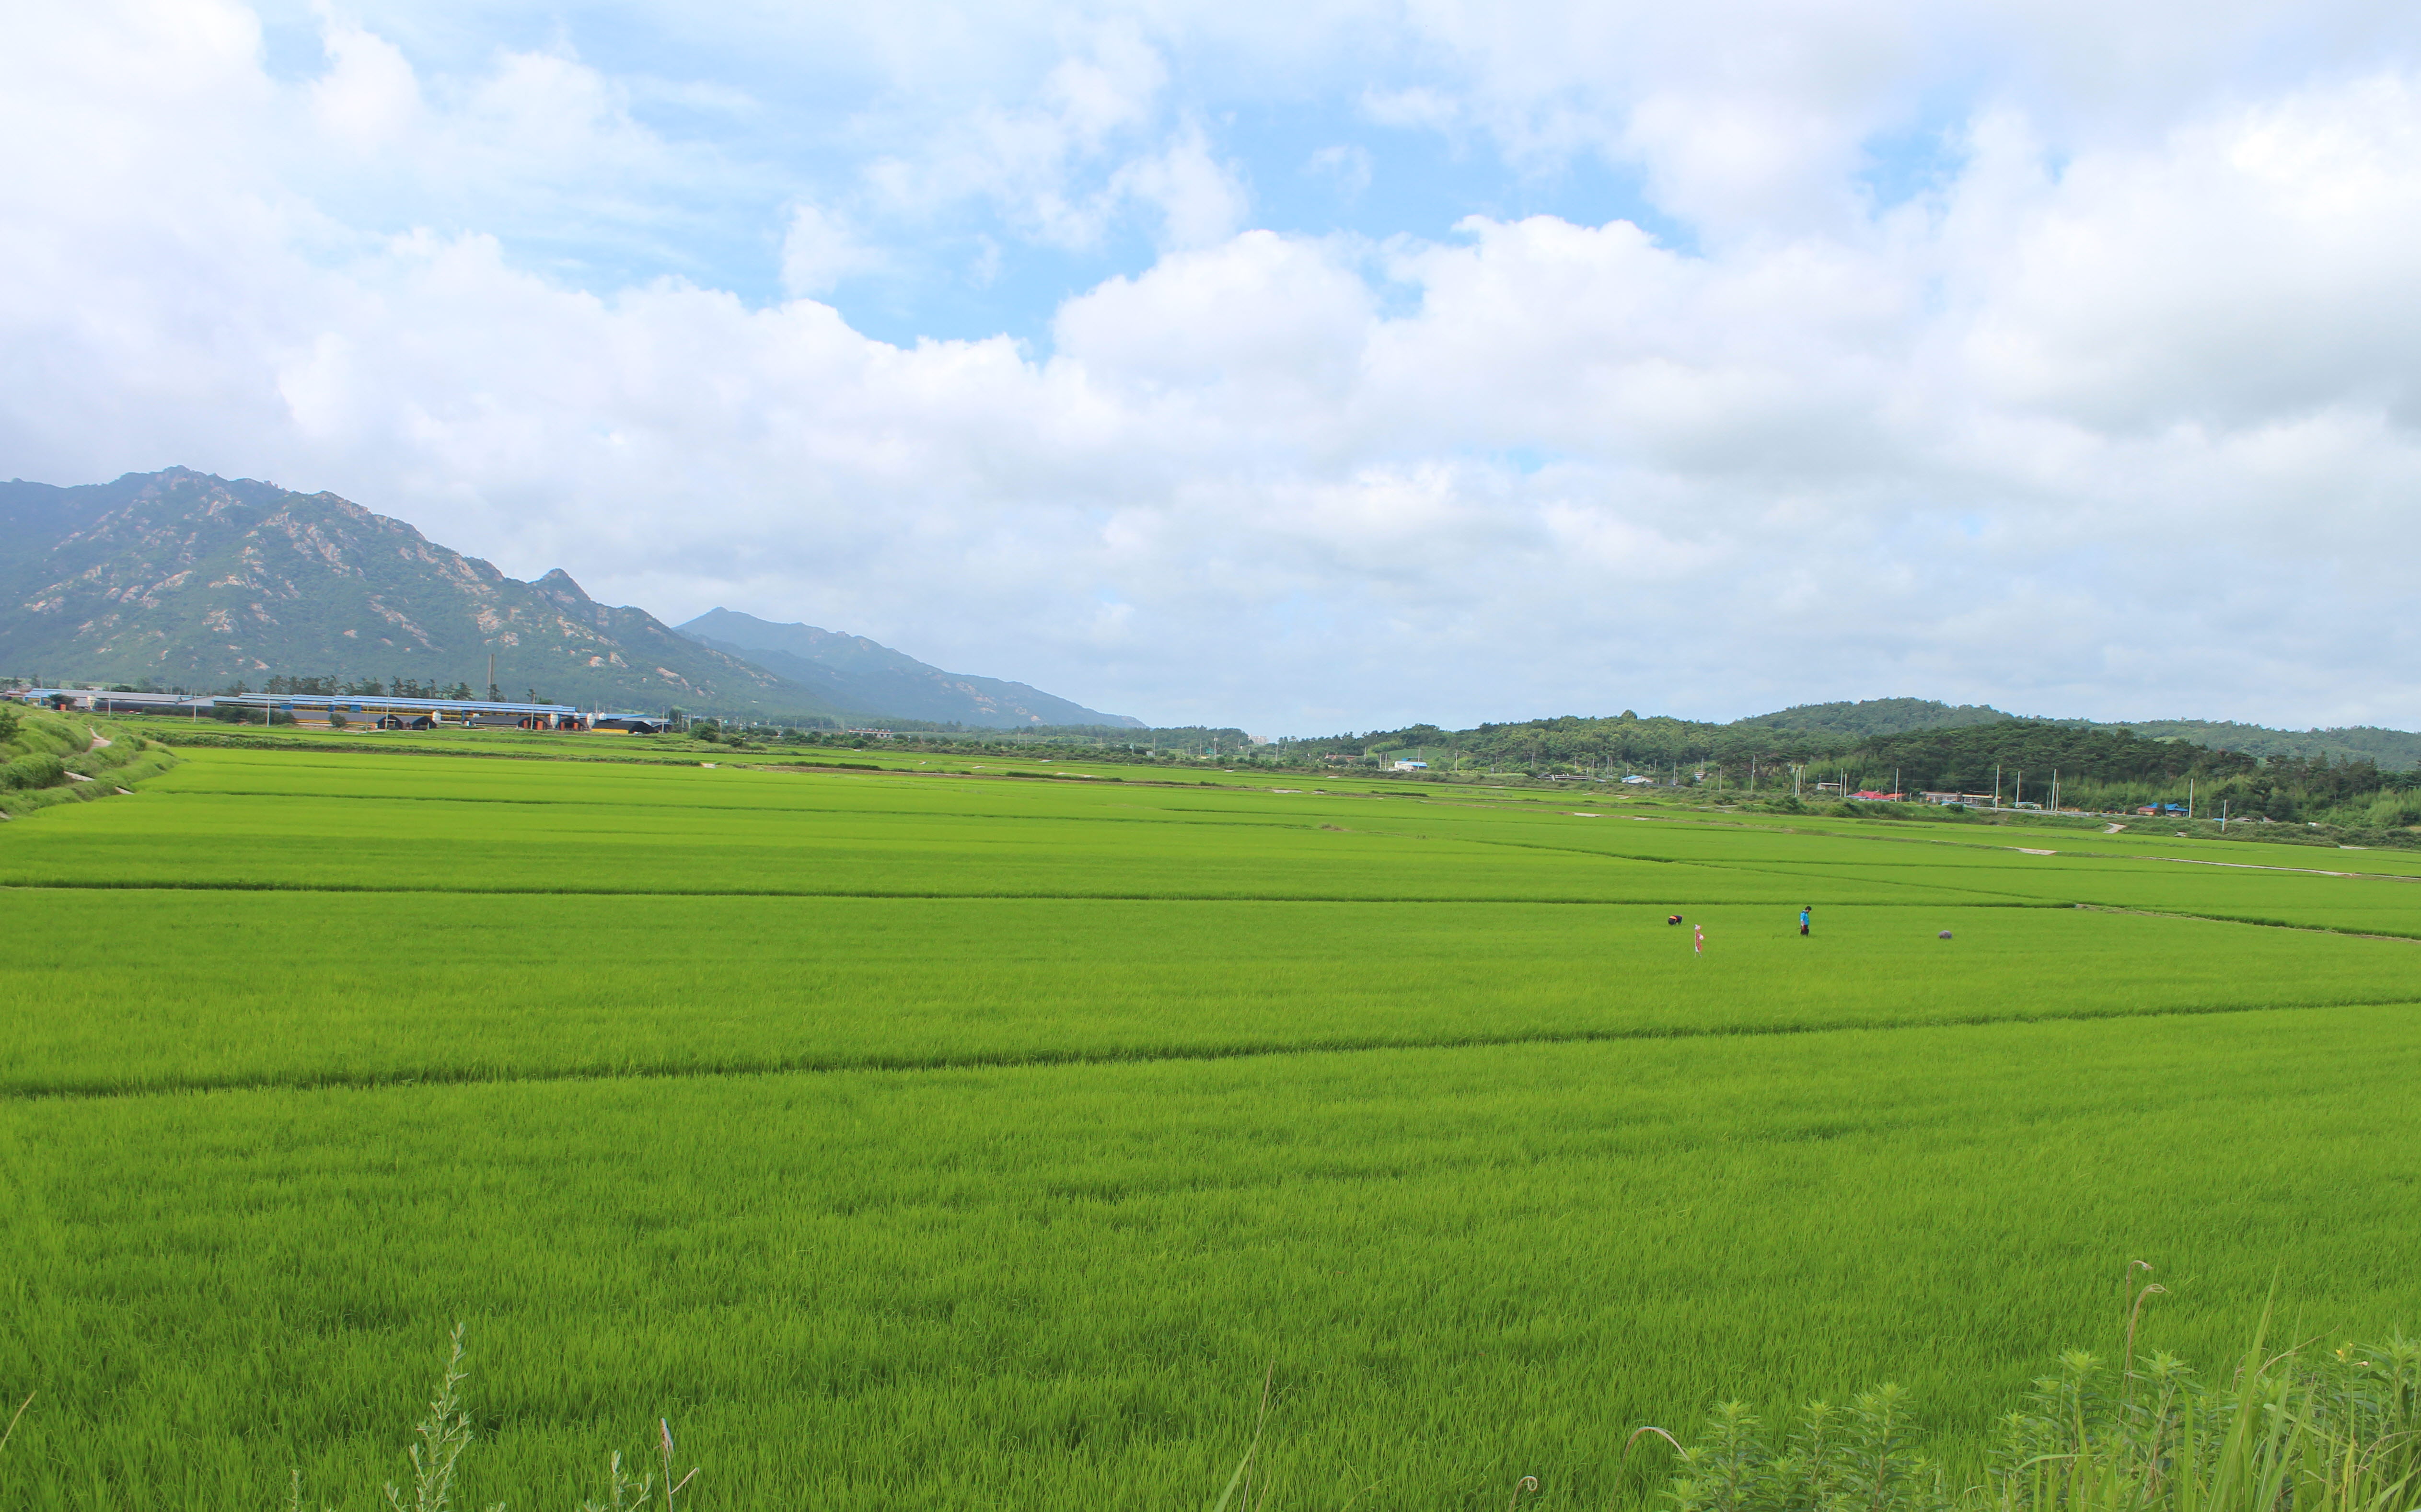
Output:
[1286,714,2418,826]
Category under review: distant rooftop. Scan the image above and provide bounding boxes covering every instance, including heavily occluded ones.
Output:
[17,688,585,716]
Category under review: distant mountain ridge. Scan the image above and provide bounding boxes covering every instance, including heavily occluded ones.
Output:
[0,468,1136,727]
[678,608,1142,729]
[0,469,848,717]
[2075,719,2421,770]
[1730,697,2421,770]
[1728,698,2015,739]
[4,471,2399,755]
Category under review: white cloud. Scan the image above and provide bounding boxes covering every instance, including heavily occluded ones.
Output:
[778,205,877,296]
[861,21,1195,251]
[1947,79,2421,432]
[1111,124,1250,249]
[309,22,423,150]
[8,0,2421,731]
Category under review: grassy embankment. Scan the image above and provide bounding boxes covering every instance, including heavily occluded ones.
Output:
[0,709,175,818]
[0,742,2416,1508]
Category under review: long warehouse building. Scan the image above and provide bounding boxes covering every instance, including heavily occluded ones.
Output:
[8,688,666,732]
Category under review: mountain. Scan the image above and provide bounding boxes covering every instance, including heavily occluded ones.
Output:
[0,468,848,718]
[1728,698,2421,769]
[678,608,1143,729]
[2059,719,2421,771]
[1728,697,2017,738]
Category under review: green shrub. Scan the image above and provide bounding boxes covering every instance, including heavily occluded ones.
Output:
[1,712,81,760]
[2353,790,2421,828]
[1634,1313,2421,1512]
[1637,1385,1947,1512]
[0,716,172,811]
[0,752,65,790]
[1981,1325,2421,1512]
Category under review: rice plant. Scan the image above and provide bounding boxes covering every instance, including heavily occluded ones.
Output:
[1980,1320,2421,1512]
[5,739,2419,1508]
[1632,1300,2421,1512]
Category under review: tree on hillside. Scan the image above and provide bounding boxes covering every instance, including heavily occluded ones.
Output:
[1837,722,2256,793]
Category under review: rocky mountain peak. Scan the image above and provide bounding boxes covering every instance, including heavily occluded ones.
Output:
[533,568,592,603]
[0,469,842,718]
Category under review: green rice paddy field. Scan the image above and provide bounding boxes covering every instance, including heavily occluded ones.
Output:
[4,739,2420,1509]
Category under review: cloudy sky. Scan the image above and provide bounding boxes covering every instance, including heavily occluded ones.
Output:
[6,1,2420,733]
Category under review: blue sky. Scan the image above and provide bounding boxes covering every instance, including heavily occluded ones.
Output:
[245,1,1712,346]
[7,1,2421,732]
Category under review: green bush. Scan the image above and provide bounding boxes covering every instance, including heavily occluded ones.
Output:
[1635,1315,2421,1512]
[0,715,173,812]
[0,752,65,790]
[1640,1385,1946,1512]
[1,712,81,760]
[2353,789,2421,828]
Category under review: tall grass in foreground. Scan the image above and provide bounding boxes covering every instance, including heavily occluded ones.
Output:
[270,1306,2414,1512]
[282,1326,697,1512]
[1635,1302,2420,1512]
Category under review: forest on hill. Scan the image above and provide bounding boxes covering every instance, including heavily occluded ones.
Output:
[1727,697,2015,739]
[1266,703,2421,829]
[821,695,2419,830]
[2104,718,2421,769]
[1811,721,2415,824]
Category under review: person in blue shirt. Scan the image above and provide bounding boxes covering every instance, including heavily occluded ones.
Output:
[1799,906,1811,937]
